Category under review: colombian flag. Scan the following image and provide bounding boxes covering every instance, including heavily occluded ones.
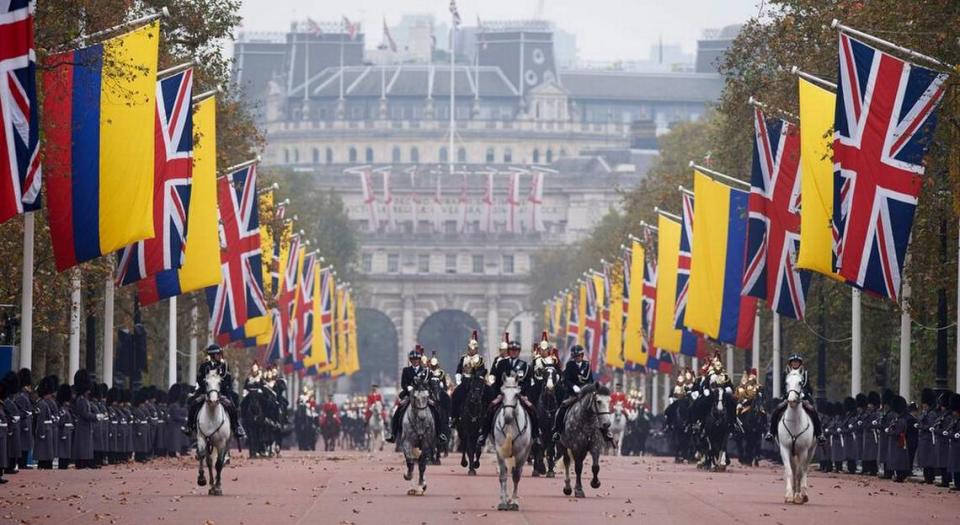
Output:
[684,171,756,348]
[43,22,160,271]
[138,96,222,305]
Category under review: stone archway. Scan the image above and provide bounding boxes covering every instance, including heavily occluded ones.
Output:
[417,310,483,373]
[356,308,399,389]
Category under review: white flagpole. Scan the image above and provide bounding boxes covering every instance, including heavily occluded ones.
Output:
[448,23,456,176]
[651,371,659,415]
[725,344,734,377]
[851,288,862,396]
[662,373,670,412]
[19,212,34,370]
[751,309,760,373]
[189,303,198,379]
[168,296,178,386]
[68,268,82,380]
[957,221,960,391]
[772,312,781,398]
[899,275,911,397]
[102,271,115,386]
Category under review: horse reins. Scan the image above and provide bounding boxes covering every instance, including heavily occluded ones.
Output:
[781,390,811,456]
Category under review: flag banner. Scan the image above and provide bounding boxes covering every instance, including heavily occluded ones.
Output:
[457,174,467,233]
[315,267,336,373]
[623,240,644,364]
[674,193,694,329]
[685,171,755,346]
[605,264,625,369]
[346,292,359,374]
[562,290,577,361]
[265,307,283,363]
[382,18,397,52]
[0,0,40,224]
[655,349,673,374]
[583,275,605,370]
[277,241,303,371]
[331,286,348,377]
[292,252,317,370]
[743,108,810,319]
[360,170,378,232]
[639,253,657,366]
[481,172,493,233]
[832,33,947,300]
[259,191,275,299]
[528,171,544,233]
[383,169,395,232]
[137,96,220,305]
[506,171,520,233]
[44,22,160,270]
[117,68,194,286]
[205,164,268,337]
[679,330,709,358]
[654,215,683,352]
[796,78,841,279]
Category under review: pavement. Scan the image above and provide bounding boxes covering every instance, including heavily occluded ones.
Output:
[2,451,959,525]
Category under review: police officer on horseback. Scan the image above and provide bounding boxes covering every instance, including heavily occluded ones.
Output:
[551,345,614,443]
[386,349,446,444]
[182,344,245,439]
[477,334,538,448]
[766,353,824,444]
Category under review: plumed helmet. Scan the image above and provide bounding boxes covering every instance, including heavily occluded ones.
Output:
[206,344,223,355]
[892,395,907,415]
[570,344,585,357]
[500,332,510,351]
[468,330,479,350]
[73,369,91,395]
[881,388,894,406]
[950,393,960,412]
[415,344,425,355]
[508,339,521,351]
[855,393,867,408]
[18,368,32,390]
[539,331,550,351]
[56,384,73,405]
[867,391,881,406]
[843,396,856,412]
[921,388,935,406]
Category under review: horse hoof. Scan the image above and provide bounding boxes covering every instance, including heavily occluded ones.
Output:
[802,494,809,504]
[532,470,541,477]
[562,486,572,496]
[497,503,509,511]
[468,469,477,476]
[461,458,469,468]
[402,473,412,481]
[574,489,585,499]
[590,479,601,489]
[546,471,556,478]
[471,461,480,470]
[407,488,419,496]
[784,497,793,504]
[197,477,207,487]
[509,503,520,511]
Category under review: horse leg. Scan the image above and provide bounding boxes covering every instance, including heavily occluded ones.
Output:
[196,440,207,486]
[561,447,573,496]
[546,442,556,477]
[510,462,522,510]
[531,442,543,476]
[213,448,225,496]
[206,452,215,495]
[418,453,428,494]
[781,446,794,503]
[590,447,601,489]
[497,456,510,510]
[403,457,414,482]
[799,448,811,503]
[573,455,585,498]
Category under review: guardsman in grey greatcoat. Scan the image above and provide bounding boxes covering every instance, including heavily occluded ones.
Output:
[0,375,10,482]
[3,371,21,474]
[945,393,960,489]
[842,397,859,473]
[885,395,912,482]
[56,384,74,470]
[915,388,939,483]
[33,376,58,469]
[861,391,882,475]
[14,368,34,469]
[877,389,896,478]
[935,391,954,487]
[71,369,97,469]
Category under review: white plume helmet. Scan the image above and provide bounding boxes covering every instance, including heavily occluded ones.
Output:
[499,331,510,351]
[538,330,550,351]
[468,329,479,349]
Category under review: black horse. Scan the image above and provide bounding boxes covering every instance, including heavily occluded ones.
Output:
[664,396,693,462]
[455,376,486,475]
[240,387,282,458]
[622,409,651,456]
[294,402,318,450]
[734,402,765,466]
[530,367,560,477]
[697,385,736,471]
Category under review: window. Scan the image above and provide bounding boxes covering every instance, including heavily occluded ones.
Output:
[312,148,319,164]
[472,255,484,274]
[387,254,400,273]
[485,147,495,163]
[445,254,457,274]
[292,148,299,163]
[457,147,467,163]
[532,148,540,164]
[410,147,420,163]
[502,254,514,274]
[392,146,402,163]
[546,149,553,163]
[361,253,372,273]
[503,148,513,163]
[418,254,430,273]
[326,147,333,164]
[365,147,374,163]
[444,220,457,234]
[283,148,289,164]
[439,147,448,163]
[349,147,357,163]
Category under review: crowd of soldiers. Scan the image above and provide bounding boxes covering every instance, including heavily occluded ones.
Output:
[0,368,193,482]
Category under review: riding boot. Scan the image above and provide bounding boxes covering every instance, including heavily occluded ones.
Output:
[429,405,448,444]
[182,400,201,437]
[477,405,496,448]
[226,403,246,439]
[386,404,404,443]
[765,404,785,441]
[552,405,567,442]
[525,406,539,443]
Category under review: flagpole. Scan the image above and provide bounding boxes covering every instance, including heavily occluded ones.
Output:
[851,288,862,396]
[751,309,760,373]
[18,212,34,370]
[448,22,455,176]
[102,271,115,386]
[651,371,659,415]
[68,269,82,380]
[189,303,198,379]
[303,24,310,103]
[831,19,955,70]
[168,296,178,386]
[688,161,750,189]
[725,344,734,377]
[899,278,911,397]
[956,219,960,390]
[772,312,781,398]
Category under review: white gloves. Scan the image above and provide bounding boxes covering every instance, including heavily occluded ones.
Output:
[455,373,462,385]
[572,385,581,393]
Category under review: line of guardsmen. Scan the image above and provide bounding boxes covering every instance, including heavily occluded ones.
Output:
[0,367,195,483]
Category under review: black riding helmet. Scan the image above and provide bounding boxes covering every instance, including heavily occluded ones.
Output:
[206,344,223,356]
[570,345,585,357]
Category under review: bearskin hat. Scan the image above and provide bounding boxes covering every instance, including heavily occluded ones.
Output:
[2,371,20,399]
[855,393,867,408]
[881,388,894,406]
[920,388,935,406]
[37,375,59,397]
[18,368,32,390]
[56,384,73,405]
[119,389,132,404]
[843,396,856,412]
[106,387,119,404]
[132,389,145,406]
[892,395,907,415]
[73,369,91,395]
[938,390,953,408]
[867,391,881,406]
[949,393,960,413]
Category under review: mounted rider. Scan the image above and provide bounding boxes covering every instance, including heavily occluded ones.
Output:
[766,353,823,443]
[182,344,245,439]
[364,384,386,422]
[531,331,562,385]
[477,334,538,448]
[427,354,450,392]
[451,330,487,428]
[243,362,263,393]
[386,349,446,444]
[551,345,614,443]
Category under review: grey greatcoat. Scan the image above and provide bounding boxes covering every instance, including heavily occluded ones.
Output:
[72,394,97,460]
[165,402,187,454]
[844,413,859,461]
[937,412,955,470]
[133,405,149,454]
[91,400,105,455]
[948,420,960,473]
[32,398,57,462]
[830,415,846,462]
[885,415,911,472]
[3,398,20,464]
[877,410,896,464]
[863,409,882,460]
[14,390,34,455]
[57,404,74,461]
[121,406,134,454]
[0,402,9,469]
[915,408,939,468]
[816,414,832,462]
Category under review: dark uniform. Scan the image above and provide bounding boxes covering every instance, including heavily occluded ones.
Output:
[33,376,59,469]
[0,376,10,481]
[935,391,954,487]
[2,372,21,474]
[551,346,595,440]
[477,345,537,446]
[185,345,243,439]
[56,385,74,469]
[885,396,912,482]
[915,388,939,483]
[946,393,960,489]
[72,369,97,468]
[451,351,486,423]
[861,391,882,475]
[386,351,432,443]
[14,368,34,469]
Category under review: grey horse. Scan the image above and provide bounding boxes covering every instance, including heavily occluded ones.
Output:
[492,375,533,511]
[401,379,435,496]
[556,384,613,498]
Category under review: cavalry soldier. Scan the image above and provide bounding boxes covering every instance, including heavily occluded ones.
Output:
[490,332,510,375]
[451,331,486,428]
[477,337,537,448]
[427,354,450,391]
[244,362,264,392]
[387,350,444,444]
[531,332,561,382]
[765,353,823,444]
[182,344,245,439]
[610,382,630,411]
[320,395,340,428]
[364,385,386,423]
[551,345,613,443]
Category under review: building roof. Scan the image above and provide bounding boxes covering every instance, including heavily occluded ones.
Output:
[559,70,723,103]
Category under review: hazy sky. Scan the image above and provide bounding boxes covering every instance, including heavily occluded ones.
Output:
[236,0,763,61]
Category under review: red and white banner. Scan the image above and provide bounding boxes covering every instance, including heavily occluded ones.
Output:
[457,174,468,233]
[528,170,544,233]
[359,170,379,232]
[481,172,494,233]
[382,169,395,232]
[506,171,520,234]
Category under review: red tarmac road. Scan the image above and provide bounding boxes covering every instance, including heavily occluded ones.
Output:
[2,451,959,525]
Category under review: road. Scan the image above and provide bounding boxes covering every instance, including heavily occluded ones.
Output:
[2,450,958,525]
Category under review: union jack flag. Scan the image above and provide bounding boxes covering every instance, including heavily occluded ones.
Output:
[0,0,40,224]
[743,108,810,319]
[674,193,694,329]
[319,267,336,368]
[277,234,302,369]
[291,252,317,371]
[265,307,283,364]
[641,257,657,360]
[205,165,267,337]
[583,277,604,370]
[832,33,947,300]
[565,290,580,355]
[117,69,194,286]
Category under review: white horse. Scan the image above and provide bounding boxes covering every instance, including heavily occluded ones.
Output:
[367,401,386,452]
[606,403,627,456]
[196,371,232,496]
[492,375,533,511]
[778,370,816,504]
